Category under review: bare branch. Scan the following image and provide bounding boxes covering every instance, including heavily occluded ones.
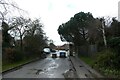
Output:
[0,11,4,21]
[0,0,28,22]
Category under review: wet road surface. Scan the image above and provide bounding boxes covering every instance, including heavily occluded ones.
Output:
[3,52,72,78]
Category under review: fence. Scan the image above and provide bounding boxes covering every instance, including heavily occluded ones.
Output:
[75,44,97,56]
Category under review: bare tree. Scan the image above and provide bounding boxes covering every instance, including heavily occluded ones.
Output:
[0,0,27,23]
[9,17,30,51]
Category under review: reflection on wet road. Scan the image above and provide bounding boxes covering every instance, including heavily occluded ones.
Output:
[3,54,71,78]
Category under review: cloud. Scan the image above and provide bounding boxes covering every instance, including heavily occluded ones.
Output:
[14,0,119,45]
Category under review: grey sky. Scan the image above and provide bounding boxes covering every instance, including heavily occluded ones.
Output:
[118,1,120,21]
[13,0,119,45]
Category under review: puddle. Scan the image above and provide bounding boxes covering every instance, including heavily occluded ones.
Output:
[47,61,59,70]
[45,64,58,71]
[79,65,83,67]
[38,71,45,74]
[36,69,43,75]
[29,63,59,75]
[47,73,54,76]
[28,68,44,75]
[29,60,59,75]
[64,69,73,73]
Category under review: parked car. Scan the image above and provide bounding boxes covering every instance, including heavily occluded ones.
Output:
[43,48,50,54]
[51,52,57,58]
[59,51,66,58]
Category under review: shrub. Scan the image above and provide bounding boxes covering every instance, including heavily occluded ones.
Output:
[12,49,23,62]
[95,49,120,69]
[108,37,120,53]
[94,49,120,78]
[95,50,115,69]
[4,48,23,63]
[4,48,14,63]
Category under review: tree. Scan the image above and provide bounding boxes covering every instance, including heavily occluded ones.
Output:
[9,17,31,51]
[23,19,48,57]
[2,21,12,48]
[25,18,44,36]
[58,12,95,46]
[0,0,24,22]
[89,17,109,49]
[109,18,120,37]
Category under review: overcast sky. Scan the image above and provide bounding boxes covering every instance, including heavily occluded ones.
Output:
[14,0,119,45]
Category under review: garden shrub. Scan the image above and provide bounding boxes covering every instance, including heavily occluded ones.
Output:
[4,48,23,63]
[12,49,23,62]
[95,50,115,69]
[94,49,120,78]
[108,37,120,53]
[4,48,14,63]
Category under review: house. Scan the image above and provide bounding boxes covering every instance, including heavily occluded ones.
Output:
[56,44,69,50]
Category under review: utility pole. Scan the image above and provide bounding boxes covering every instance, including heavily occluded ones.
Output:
[101,20,107,48]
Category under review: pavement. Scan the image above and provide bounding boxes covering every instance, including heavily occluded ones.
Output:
[69,56,104,78]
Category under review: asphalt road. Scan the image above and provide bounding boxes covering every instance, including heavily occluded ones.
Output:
[2,51,73,78]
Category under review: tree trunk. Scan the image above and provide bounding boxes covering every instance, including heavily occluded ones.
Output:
[20,35,23,51]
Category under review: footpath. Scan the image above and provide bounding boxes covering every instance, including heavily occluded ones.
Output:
[69,56,104,78]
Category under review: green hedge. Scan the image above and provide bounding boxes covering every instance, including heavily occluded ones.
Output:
[94,49,120,78]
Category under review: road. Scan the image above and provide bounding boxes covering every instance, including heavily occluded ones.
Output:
[2,51,75,79]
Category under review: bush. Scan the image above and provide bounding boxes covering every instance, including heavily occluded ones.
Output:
[94,49,120,78]
[108,37,120,53]
[4,48,23,63]
[95,50,115,69]
[4,48,14,63]
[12,49,23,62]
[95,49,120,69]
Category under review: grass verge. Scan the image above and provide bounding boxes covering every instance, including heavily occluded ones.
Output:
[79,54,120,78]
[79,56,94,67]
[2,57,39,72]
